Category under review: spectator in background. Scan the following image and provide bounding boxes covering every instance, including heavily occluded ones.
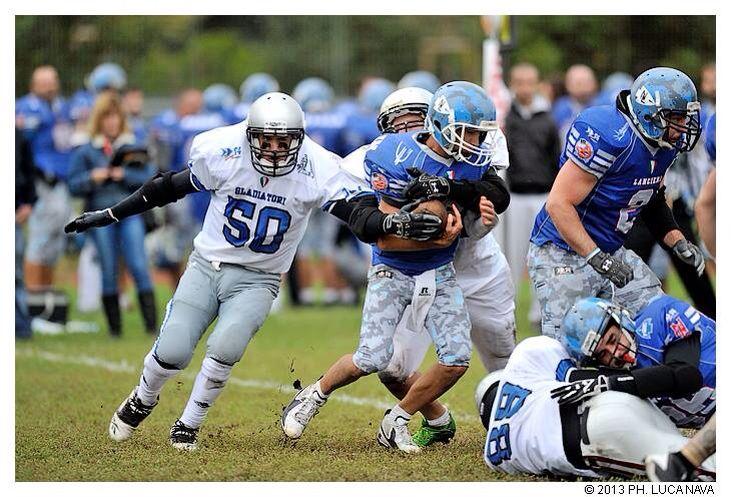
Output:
[700,63,715,122]
[551,64,598,144]
[538,72,564,106]
[67,92,157,337]
[122,87,148,145]
[15,65,74,292]
[502,62,561,329]
[16,129,38,339]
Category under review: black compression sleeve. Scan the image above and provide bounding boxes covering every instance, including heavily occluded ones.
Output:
[448,168,510,214]
[110,169,195,220]
[664,332,701,366]
[639,186,681,247]
[328,198,355,224]
[347,194,388,244]
[608,363,702,399]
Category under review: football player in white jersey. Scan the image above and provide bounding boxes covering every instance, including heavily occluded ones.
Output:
[340,87,517,447]
[475,321,716,478]
[64,92,368,451]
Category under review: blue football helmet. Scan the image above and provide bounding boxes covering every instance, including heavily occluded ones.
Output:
[561,297,637,369]
[425,81,498,166]
[240,73,280,104]
[203,83,238,113]
[398,70,441,93]
[628,67,701,152]
[87,63,127,93]
[292,77,334,113]
[358,78,396,114]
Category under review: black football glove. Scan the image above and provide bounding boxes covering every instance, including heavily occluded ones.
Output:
[403,167,450,201]
[550,375,610,406]
[587,249,634,288]
[64,208,118,234]
[382,201,444,241]
[672,239,706,276]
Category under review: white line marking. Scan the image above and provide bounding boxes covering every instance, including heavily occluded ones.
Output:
[16,349,478,423]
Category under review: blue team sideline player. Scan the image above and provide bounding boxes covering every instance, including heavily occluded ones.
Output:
[551,295,715,429]
[282,81,510,453]
[528,67,706,339]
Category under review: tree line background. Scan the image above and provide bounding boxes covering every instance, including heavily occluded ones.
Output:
[16,15,715,97]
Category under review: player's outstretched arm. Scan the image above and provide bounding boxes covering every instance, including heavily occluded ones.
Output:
[64,169,196,234]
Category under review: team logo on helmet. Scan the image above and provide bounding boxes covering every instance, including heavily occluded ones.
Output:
[433,95,452,116]
[371,172,389,191]
[635,86,659,106]
[576,138,594,160]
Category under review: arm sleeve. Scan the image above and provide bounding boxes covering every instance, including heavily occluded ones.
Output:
[448,167,510,214]
[109,169,196,220]
[18,132,38,206]
[639,186,681,247]
[346,194,388,244]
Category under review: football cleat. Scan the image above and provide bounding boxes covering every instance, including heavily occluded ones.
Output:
[645,452,694,482]
[169,419,200,451]
[108,387,157,442]
[281,383,328,439]
[377,409,421,454]
[411,413,457,447]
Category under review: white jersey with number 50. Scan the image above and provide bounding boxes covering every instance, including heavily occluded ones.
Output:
[484,336,599,478]
[188,122,364,273]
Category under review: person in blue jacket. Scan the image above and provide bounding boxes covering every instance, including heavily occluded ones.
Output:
[67,92,157,337]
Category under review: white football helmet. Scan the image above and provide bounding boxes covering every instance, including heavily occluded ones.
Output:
[245,92,305,177]
[377,87,433,134]
[475,369,504,415]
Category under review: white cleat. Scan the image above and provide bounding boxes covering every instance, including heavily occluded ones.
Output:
[281,383,328,439]
[108,388,157,442]
[377,409,421,454]
[169,419,199,451]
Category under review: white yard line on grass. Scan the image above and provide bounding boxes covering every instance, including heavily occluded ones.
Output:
[16,348,478,423]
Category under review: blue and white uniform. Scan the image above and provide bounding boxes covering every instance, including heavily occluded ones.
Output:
[528,102,666,337]
[349,131,491,373]
[704,113,716,163]
[634,295,715,428]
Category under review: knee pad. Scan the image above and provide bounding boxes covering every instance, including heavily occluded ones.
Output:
[377,369,409,385]
[153,331,194,370]
[200,356,233,387]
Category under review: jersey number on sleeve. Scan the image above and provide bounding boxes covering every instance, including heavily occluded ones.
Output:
[616,189,654,234]
[223,197,291,253]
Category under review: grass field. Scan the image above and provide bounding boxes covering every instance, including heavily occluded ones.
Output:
[15,266,691,482]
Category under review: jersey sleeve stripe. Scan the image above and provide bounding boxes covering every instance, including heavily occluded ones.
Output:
[566,152,604,178]
[567,135,577,145]
[570,127,580,139]
[591,155,613,168]
[595,149,617,161]
[190,172,208,192]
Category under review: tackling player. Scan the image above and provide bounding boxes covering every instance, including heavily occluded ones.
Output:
[551,295,715,430]
[476,335,715,479]
[64,92,367,451]
[341,86,516,447]
[281,81,510,453]
[529,67,706,339]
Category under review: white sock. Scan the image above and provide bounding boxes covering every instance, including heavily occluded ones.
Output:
[390,404,412,425]
[426,409,450,427]
[179,357,233,429]
[314,380,330,401]
[137,351,180,406]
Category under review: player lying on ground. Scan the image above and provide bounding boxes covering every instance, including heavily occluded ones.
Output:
[64,92,378,451]
[281,81,510,453]
[550,295,715,429]
[528,67,705,340]
[475,335,715,479]
[336,86,516,447]
[646,413,716,482]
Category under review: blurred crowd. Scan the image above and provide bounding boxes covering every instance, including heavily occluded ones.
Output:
[15,60,716,339]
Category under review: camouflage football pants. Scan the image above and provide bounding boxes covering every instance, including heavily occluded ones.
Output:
[527,242,662,339]
[352,263,472,373]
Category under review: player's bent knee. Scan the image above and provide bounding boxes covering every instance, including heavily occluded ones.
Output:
[153,338,194,370]
[377,369,409,385]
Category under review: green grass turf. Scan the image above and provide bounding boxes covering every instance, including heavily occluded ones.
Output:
[15,269,691,481]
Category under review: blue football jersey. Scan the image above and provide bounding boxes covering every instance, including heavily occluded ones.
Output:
[634,294,715,427]
[16,94,73,180]
[68,89,95,124]
[304,110,347,156]
[363,132,492,276]
[531,104,680,254]
[341,109,381,155]
[704,113,716,163]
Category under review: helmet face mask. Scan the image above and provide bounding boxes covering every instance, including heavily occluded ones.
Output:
[245,92,305,177]
[435,120,497,167]
[246,128,304,177]
[650,103,702,152]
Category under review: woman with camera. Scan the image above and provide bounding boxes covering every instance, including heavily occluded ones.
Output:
[68,92,157,337]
